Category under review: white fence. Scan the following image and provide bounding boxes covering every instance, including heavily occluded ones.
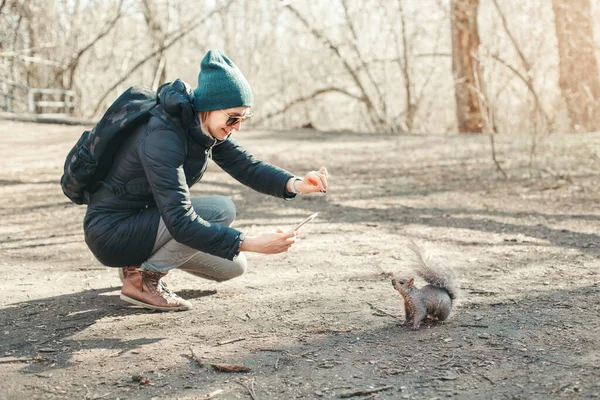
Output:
[0,77,75,115]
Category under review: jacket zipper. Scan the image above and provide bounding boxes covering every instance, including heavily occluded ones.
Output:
[207,137,217,159]
[195,137,217,183]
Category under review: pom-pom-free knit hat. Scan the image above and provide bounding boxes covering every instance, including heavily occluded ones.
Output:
[192,50,253,112]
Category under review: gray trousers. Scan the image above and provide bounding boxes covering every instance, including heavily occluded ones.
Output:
[140,196,247,282]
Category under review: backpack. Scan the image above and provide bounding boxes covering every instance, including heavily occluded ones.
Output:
[60,85,157,205]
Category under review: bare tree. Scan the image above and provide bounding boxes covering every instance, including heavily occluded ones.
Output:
[140,0,168,90]
[342,0,388,123]
[450,0,487,133]
[11,1,41,88]
[91,2,233,116]
[55,0,125,91]
[488,0,553,132]
[283,4,392,133]
[394,0,414,131]
[552,0,600,132]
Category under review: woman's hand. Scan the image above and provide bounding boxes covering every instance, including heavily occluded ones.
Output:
[293,166,329,194]
[239,230,297,254]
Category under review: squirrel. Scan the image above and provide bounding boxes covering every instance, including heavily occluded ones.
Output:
[391,241,460,330]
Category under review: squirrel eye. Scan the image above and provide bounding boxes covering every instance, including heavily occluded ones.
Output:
[399,280,405,284]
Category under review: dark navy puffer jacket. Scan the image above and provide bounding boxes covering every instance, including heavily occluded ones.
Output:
[83,80,295,267]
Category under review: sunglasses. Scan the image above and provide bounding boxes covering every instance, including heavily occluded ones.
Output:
[220,110,254,126]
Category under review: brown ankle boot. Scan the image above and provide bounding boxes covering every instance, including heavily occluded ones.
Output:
[120,269,192,311]
[118,266,139,283]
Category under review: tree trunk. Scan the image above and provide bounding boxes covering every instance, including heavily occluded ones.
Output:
[552,0,600,132]
[141,0,167,90]
[451,0,486,133]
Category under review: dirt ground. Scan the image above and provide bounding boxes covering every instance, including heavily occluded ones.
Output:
[0,120,599,400]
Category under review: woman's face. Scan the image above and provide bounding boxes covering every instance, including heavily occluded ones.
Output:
[204,106,252,141]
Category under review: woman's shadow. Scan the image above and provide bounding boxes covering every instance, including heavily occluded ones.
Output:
[0,284,217,373]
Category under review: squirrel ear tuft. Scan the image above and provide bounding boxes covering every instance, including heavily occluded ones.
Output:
[407,278,414,287]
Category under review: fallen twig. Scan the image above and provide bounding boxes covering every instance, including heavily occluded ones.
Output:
[340,385,393,398]
[87,391,114,400]
[217,337,246,346]
[313,327,353,334]
[190,347,204,368]
[476,373,495,385]
[320,309,362,314]
[366,302,398,318]
[198,389,224,399]
[259,348,287,353]
[438,353,455,367]
[0,356,44,364]
[541,358,579,368]
[459,324,489,328]
[211,363,251,373]
[467,290,499,295]
[551,382,573,395]
[237,378,259,400]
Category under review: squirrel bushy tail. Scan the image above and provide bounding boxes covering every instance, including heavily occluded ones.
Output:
[407,240,461,301]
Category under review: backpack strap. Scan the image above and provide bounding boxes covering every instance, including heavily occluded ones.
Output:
[90,180,151,202]
[108,180,150,196]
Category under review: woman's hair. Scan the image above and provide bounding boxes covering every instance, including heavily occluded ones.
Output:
[199,111,214,138]
[199,111,210,124]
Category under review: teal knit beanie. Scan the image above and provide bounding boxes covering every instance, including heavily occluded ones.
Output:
[192,50,253,112]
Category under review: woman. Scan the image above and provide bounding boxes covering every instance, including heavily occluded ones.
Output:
[84,50,328,311]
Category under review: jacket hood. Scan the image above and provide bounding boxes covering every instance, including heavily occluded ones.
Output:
[156,79,216,148]
[157,79,196,125]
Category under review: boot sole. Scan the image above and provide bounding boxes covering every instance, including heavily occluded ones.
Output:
[119,294,192,311]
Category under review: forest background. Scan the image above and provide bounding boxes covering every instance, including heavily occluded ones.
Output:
[3,0,600,139]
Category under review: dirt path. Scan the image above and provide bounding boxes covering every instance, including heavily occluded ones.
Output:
[1,121,599,399]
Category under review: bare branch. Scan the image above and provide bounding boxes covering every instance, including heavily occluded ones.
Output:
[489,0,553,131]
[141,0,168,89]
[415,52,452,58]
[151,54,166,91]
[0,53,61,66]
[0,43,56,57]
[487,53,552,127]
[284,4,390,132]
[341,0,386,116]
[58,0,125,88]
[395,0,414,130]
[259,87,365,123]
[91,1,233,117]
[413,15,447,116]
[489,0,531,72]
[470,56,506,179]
[73,0,125,67]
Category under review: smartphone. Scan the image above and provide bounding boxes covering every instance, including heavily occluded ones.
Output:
[289,212,319,232]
